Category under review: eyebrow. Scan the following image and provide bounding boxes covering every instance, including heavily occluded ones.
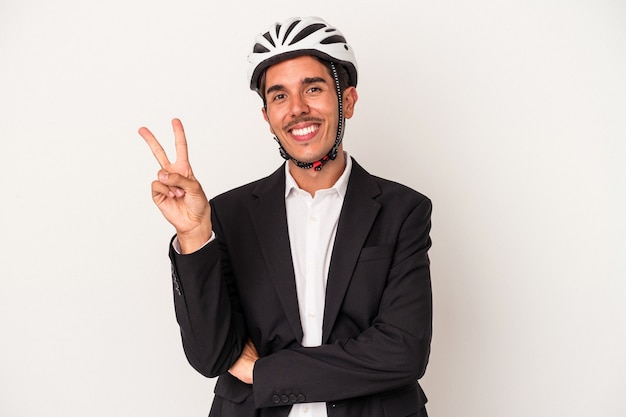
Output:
[266,77,328,95]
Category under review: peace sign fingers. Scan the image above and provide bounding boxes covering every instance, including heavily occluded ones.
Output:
[139,118,195,180]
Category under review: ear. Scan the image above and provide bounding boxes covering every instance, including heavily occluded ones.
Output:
[342,87,358,119]
[261,106,275,134]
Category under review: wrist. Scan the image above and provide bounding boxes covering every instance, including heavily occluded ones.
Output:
[177,224,213,254]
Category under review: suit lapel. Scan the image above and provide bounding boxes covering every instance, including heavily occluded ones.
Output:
[247,167,304,343]
[245,160,381,345]
[322,159,381,343]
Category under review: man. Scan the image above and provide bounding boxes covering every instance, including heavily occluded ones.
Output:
[139,16,432,417]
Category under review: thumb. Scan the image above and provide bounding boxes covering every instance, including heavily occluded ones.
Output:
[158,169,195,191]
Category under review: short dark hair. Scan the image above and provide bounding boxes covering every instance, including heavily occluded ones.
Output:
[259,56,351,106]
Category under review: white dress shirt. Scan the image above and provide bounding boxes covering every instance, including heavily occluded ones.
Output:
[284,154,352,417]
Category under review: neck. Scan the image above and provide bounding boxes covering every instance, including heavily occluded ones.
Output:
[288,150,346,196]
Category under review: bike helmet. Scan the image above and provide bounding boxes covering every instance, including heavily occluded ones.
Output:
[248,16,358,94]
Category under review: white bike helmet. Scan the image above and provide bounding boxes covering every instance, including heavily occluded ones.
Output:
[247,16,358,94]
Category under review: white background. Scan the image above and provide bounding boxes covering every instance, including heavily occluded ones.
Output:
[1,1,625,416]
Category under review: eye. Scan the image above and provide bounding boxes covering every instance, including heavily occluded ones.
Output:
[307,86,322,94]
[271,93,286,102]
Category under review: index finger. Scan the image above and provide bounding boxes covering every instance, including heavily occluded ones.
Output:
[138,125,171,169]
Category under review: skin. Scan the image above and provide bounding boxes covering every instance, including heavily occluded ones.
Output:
[138,55,358,384]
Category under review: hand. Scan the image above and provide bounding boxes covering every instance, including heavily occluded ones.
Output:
[139,118,212,253]
[228,339,259,385]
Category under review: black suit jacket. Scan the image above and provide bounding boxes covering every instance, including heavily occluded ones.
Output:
[169,158,432,417]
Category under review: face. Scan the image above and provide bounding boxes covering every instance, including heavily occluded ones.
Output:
[261,55,357,165]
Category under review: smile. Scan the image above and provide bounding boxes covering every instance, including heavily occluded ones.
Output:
[290,124,319,137]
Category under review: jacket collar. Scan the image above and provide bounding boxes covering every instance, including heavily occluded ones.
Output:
[247,157,382,344]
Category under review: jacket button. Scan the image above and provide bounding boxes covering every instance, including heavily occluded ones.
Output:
[297,394,306,402]
[289,394,297,403]
[281,395,289,403]
[272,395,280,404]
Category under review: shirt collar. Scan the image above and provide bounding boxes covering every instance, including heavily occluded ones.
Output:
[285,151,352,199]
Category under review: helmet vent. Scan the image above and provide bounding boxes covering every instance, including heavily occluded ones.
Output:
[320,35,347,45]
[261,32,275,48]
[290,23,325,45]
[253,43,270,53]
[283,20,301,44]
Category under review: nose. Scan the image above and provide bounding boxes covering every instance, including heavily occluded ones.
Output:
[290,94,309,116]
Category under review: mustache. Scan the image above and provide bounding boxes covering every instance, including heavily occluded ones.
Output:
[284,117,323,131]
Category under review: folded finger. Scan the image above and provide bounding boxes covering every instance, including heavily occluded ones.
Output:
[158,169,200,194]
[151,180,185,201]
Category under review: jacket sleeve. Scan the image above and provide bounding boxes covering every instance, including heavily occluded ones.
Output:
[252,198,433,407]
[169,213,248,378]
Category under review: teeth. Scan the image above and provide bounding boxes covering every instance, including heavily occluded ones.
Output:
[291,125,318,137]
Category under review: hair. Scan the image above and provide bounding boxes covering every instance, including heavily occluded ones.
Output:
[258,56,352,106]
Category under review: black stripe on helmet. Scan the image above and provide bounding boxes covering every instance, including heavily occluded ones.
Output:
[262,32,275,47]
[289,23,326,45]
[253,43,270,53]
[282,20,301,44]
[320,35,347,45]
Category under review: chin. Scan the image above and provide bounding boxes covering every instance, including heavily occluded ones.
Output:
[295,153,327,164]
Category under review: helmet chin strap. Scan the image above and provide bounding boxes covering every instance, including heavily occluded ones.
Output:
[274,62,345,172]
[274,138,338,171]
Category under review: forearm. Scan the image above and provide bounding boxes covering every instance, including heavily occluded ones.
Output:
[170,237,248,377]
[253,328,431,407]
